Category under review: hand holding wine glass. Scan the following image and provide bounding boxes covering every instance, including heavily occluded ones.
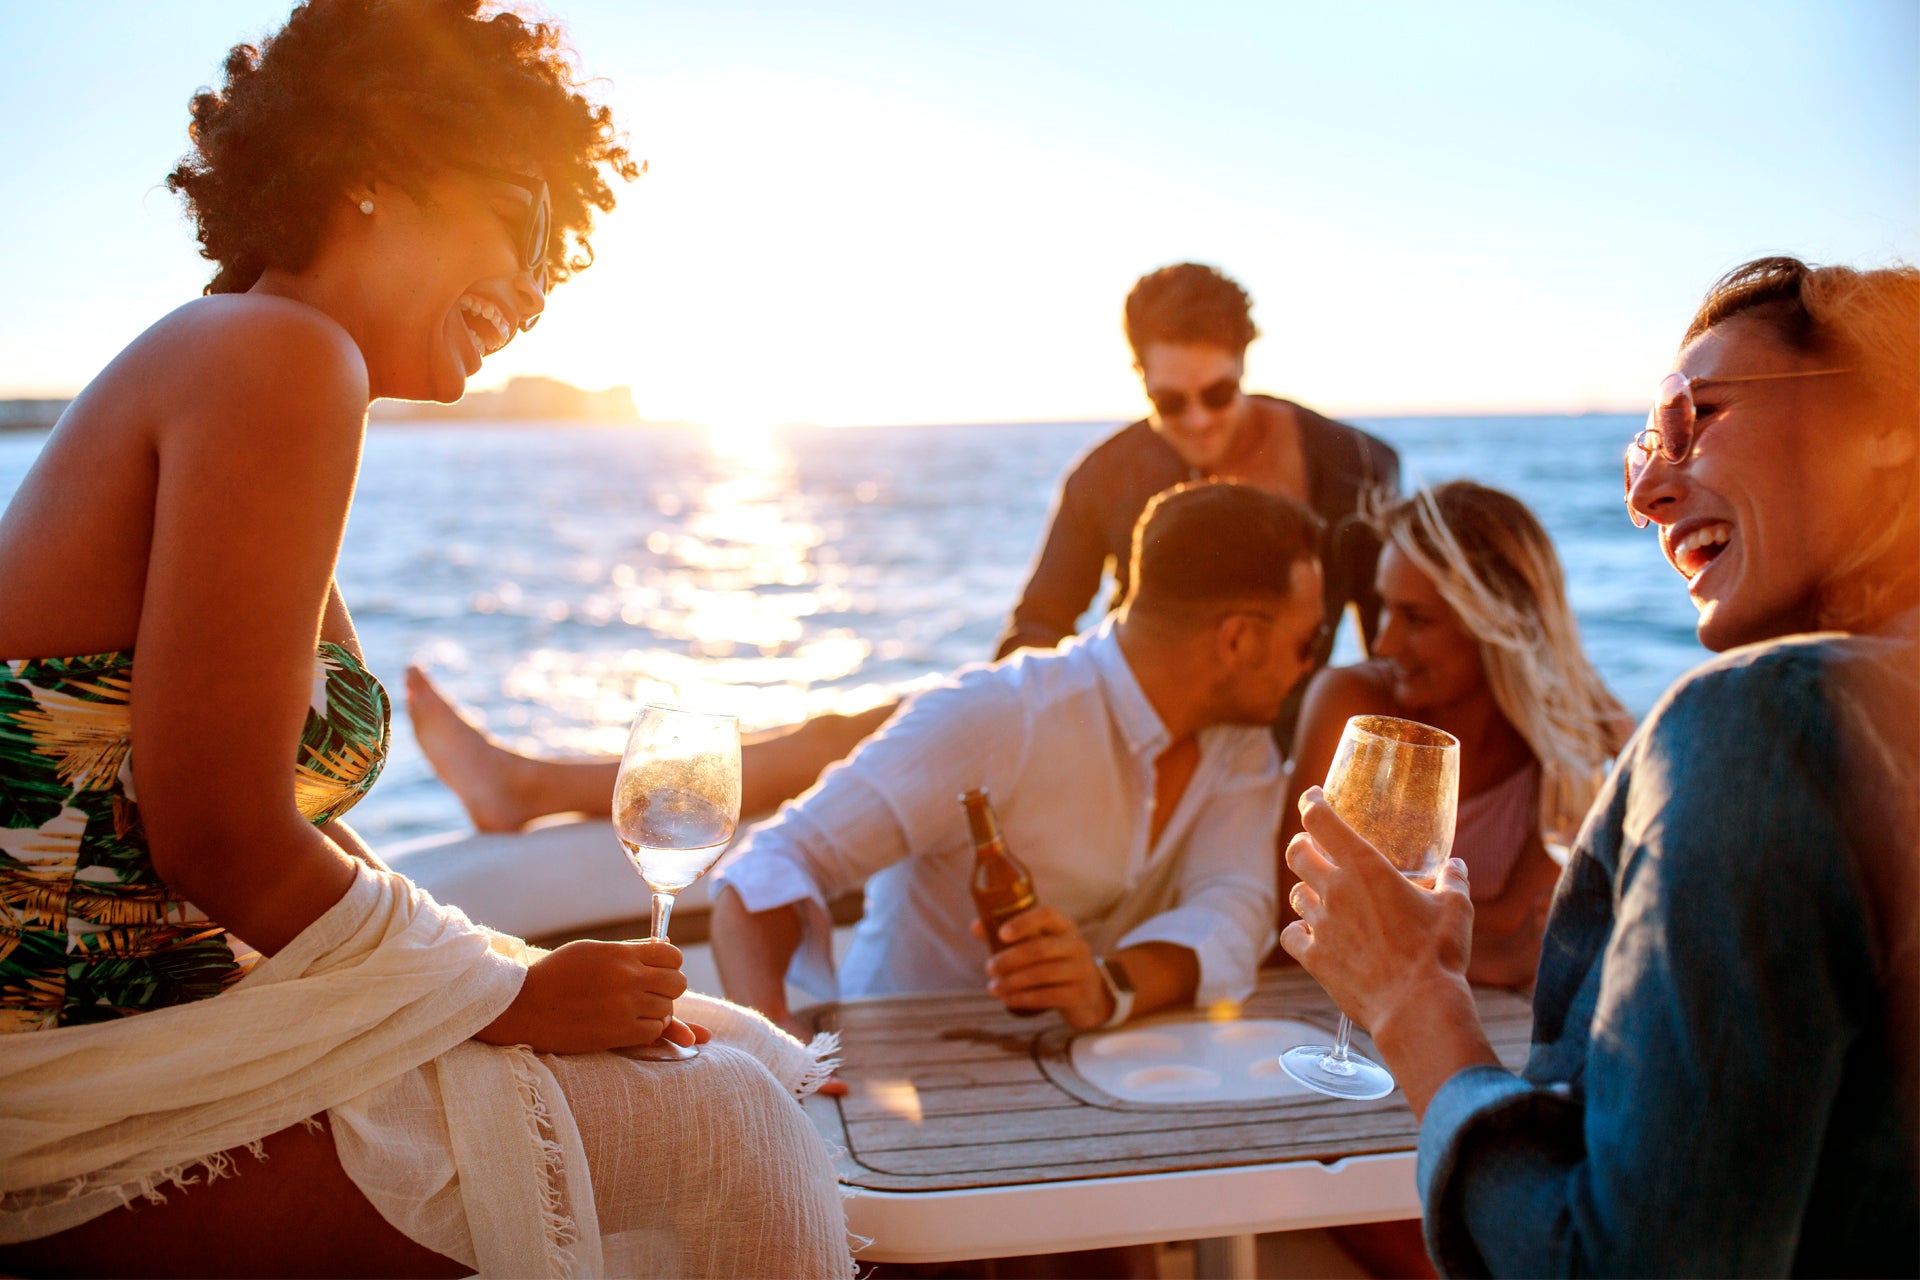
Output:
[1279,714,1461,1101]
[611,704,741,1061]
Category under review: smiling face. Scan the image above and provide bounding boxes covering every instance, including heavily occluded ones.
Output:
[1137,342,1251,473]
[1371,543,1487,713]
[343,168,547,402]
[1627,315,1879,651]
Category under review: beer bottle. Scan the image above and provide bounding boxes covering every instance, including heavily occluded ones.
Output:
[962,787,1040,948]
[962,788,1041,1017]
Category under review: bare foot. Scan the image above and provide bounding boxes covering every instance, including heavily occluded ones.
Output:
[405,665,543,832]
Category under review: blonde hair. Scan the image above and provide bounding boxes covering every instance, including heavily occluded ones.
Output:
[1685,257,1920,632]
[1377,481,1629,841]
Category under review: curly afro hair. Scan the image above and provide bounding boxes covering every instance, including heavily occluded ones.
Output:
[166,0,639,294]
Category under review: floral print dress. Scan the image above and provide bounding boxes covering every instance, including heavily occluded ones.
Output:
[0,643,389,1032]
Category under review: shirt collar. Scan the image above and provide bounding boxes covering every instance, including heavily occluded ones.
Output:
[1083,616,1171,759]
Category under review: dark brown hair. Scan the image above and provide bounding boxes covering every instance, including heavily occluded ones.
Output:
[1123,263,1259,364]
[1126,481,1321,621]
[166,0,639,294]
[1686,256,1920,630]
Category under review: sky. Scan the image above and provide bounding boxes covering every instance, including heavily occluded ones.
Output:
[2,1,1915,426]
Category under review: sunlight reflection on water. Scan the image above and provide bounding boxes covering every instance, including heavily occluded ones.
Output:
[0,414,1703,842]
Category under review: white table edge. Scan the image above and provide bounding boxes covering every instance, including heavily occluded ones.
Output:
[838,1149,1419,1263]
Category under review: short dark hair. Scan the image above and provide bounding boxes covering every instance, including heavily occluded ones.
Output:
[166,0,639,295]
[1126,482,1322,620]
[1123,263,1259,364]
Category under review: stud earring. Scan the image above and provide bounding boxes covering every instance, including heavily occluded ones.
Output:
[358,199,374,215]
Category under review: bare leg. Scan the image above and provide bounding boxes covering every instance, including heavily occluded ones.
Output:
[0,1118,468,1279]
[406,666,619,831]
[739,701,897,815]
[407,666,897,832]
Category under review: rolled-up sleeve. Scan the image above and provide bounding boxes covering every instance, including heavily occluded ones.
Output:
[713,673,1029,997]
[1116,729,1281,1006]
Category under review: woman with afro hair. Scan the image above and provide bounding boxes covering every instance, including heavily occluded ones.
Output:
[0,3,849,1275]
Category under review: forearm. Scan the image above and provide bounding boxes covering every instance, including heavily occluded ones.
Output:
[320,818,391,872]
[1110,941,1199,1019]
[153,817,359,956]
[710,885,805,1029]
[1370,972,1500,1120]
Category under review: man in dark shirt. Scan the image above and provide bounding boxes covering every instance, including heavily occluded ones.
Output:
[995,263,1400,750]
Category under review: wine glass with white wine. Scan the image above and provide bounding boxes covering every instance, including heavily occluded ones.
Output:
[1280,714,1460,1100]
[611,704,742,1061]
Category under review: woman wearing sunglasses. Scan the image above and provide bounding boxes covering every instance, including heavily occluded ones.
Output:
[1282,256,1918,1275]
[1279,481,1632,990]
[0,3,847,1276]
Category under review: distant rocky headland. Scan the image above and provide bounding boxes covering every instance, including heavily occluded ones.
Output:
[0,376,640,432]
[370,376,640,422]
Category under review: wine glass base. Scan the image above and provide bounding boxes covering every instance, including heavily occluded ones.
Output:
[619,1040,699,1062]
[1278,1044,1395,1100]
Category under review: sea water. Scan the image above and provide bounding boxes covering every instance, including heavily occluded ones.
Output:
[0,415,1702,843]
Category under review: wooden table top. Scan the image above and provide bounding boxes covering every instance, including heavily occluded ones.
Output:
[802,967,1534,1194]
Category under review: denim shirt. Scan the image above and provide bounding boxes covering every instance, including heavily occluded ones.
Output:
[1417,623,1919,1277]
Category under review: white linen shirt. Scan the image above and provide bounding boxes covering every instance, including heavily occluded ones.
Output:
[712,620,1283,1007]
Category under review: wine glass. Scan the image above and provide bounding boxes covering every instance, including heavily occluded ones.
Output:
[611,703,742,1061]
[1280,714,1460,1100]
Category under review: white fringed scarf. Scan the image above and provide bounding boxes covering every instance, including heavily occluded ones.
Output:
[0,864,849,1278]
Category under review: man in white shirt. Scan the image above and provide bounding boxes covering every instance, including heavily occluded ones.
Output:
[711,482,1328,1034]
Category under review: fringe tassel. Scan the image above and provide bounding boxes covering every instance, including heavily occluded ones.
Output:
[505,1049,583,1278]
[799,1030,843,1098]
[14,1137,278,1219]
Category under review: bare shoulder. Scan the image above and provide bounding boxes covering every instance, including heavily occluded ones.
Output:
[152,294,368,411]
[1299,660,1398,727]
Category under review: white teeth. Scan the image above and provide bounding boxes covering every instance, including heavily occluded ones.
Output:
[457,296,512,355]
[1676,524,1731,559]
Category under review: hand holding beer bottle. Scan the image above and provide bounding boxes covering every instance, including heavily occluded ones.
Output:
[962,788,1045,1019]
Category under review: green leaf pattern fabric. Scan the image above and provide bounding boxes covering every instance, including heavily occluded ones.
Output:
[0,643,389,1031]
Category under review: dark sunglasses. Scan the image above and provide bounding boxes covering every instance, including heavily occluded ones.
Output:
[460,164,551,331]
[1147,377,1239,419]
[1622,367,1851,528]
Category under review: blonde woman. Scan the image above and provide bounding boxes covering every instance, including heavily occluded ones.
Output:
[1280,481,1632,987]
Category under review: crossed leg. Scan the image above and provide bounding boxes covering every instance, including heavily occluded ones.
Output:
[406,667,897,832]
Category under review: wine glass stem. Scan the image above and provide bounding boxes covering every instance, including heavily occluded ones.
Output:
[650,890,677,942]
[1325,1014,1358,1073]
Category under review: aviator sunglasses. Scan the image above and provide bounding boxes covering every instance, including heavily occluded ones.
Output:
[460,164,551,331]
[1148,377,1240,419]
[1622,368,1851,528]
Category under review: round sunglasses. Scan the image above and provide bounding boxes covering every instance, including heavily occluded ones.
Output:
[1622,367,1851,528]
[459,164,551,332]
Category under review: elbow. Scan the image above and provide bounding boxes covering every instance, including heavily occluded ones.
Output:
[141,798,297,904]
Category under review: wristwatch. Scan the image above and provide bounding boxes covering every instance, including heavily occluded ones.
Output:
[1095,956,1135,1029]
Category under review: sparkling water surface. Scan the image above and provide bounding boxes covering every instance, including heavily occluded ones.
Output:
[0,415,1700,843]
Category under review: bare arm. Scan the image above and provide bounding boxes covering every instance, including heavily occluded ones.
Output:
[319,819,391,872]
[132,303,691,1055]
[710,885,809,1036]
[1463,833,1558,987]
[134,305,370,957]
[994,468,1109,659]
